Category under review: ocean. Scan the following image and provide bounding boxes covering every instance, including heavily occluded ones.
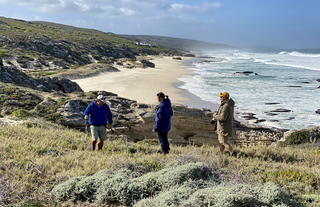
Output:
[179,50,320,130]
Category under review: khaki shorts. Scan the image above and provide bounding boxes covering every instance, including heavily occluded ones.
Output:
[218,133,231,145]
[90,125,107,141]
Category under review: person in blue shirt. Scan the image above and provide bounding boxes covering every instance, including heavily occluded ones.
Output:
[153,92,173,154]
[84,95,113,151]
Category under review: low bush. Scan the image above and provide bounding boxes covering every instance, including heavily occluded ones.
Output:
[51,176,85,201]
[180,182,301,207]
[279,130,310,146]
[134,181,209,207]
[11,109,30,119]
[52,162,217,206]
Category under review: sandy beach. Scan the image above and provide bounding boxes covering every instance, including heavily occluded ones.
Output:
[74,56,195,105]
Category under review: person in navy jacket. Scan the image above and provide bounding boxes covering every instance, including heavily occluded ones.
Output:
[84,95,113,151]
[153,92,173,154]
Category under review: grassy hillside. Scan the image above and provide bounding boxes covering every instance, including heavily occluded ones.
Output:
[121,35,235,51]
[0,125,319,206]
[0,17,180,71]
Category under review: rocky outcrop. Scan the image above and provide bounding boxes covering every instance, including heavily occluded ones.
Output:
[0,64,82,93]
[140,60,155,68]
[57,100,88,128]
[39,77,83,93]
[56,92,143,129]
[316,109,320,114]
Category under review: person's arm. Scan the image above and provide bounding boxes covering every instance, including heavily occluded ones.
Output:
[213,105,229,122]
[106,105,113,126]
[84,103,92,119]
[153,106,163,132]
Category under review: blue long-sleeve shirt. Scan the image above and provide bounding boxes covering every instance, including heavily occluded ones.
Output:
[153,98,173,133]
[84,102,113,126]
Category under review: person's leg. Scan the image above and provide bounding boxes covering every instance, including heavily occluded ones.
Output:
[91,140,97,151]
[98,141,104,150]
[224,142,234,154]
[90,126,98,151]
[219,144,225,153]
[162,133,170,153]
[157,132,169,153]
[218,133,225,153]
[97,126,107,151]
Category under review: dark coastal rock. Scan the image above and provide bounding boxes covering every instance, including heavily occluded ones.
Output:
[140,59,155,68]
[287,86,302,88]
[255,119,266,123]
[265,102,280,105]
[183,53,196,57]
[286,117,295,120]
[198,56,213,59]
[242,113,258,120]
[316,109,320,114]
[0,58,3,67]
[234,71,258,76]
[316,79,320,82]
[173,57,182,60]
[270,109,292,113]
[200,60,214,63]
[265,112,278,116]
[301,81,311,84]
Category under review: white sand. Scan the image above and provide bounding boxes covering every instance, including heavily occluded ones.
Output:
[74,56,193,105]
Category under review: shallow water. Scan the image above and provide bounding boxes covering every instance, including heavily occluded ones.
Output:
[179,50,320,129]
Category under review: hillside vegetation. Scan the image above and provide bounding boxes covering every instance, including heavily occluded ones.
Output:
[121,35,235,51]
[0,125,319,207]
[0,17,180,72]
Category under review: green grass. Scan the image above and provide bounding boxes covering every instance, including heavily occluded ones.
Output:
[0,125,319,206]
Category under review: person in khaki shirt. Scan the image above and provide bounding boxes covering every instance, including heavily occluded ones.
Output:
[212,92,235,154]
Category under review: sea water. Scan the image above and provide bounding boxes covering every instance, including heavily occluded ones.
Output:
[179,50,320,129]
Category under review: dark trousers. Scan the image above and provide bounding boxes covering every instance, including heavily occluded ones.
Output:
[158,132,170,153]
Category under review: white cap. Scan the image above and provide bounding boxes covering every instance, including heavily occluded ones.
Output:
[97,95,106,103]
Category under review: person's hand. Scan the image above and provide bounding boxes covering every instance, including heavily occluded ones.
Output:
[84,115,89,120]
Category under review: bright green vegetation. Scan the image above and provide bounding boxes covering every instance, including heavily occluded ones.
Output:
[0,84,43,115]
[0,125,319,206]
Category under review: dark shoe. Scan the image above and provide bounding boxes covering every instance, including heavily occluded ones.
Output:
[157,150,169,154]
[230,151,237,157]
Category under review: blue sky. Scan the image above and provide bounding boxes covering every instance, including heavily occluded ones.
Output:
[0,0,319,49]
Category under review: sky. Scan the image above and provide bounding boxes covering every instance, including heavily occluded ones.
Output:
[0,0,319,49]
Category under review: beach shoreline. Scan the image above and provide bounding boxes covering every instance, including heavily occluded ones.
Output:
[74,56,216,110]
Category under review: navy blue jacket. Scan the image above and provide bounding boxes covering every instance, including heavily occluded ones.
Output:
[153,98,173,133]
[84,102,113,126]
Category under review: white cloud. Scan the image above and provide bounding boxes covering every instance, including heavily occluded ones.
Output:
[171,1,221,13]
[0,0,221,20]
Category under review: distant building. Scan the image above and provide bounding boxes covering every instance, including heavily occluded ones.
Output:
[135,41,157,47]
